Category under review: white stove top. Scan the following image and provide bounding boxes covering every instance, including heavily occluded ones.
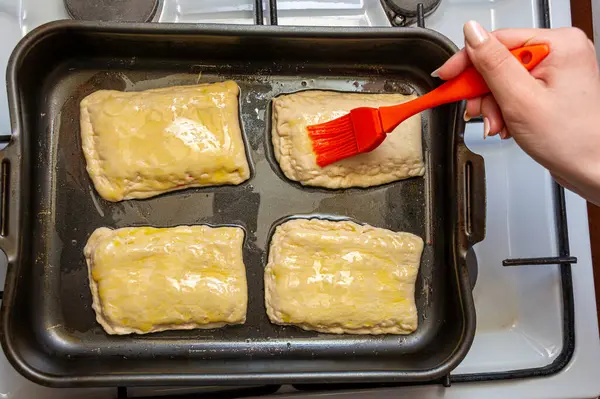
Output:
[0,1,598,398]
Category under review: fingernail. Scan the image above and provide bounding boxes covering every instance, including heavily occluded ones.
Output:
[430,68,440,78]
[483,117,490,139]
[500,129,508,140]
[463,109,471,122]
[464,20,489,48]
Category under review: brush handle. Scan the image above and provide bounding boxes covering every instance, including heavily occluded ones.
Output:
[378,44,550,133]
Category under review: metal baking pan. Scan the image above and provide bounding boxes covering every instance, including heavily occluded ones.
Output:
[0,21,485,387]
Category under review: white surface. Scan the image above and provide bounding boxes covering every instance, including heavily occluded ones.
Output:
[0,1,21,140]
[455,124,563,374]
[0,0,598,398]
[159,0,255,24]
[275,0,388,26]
[425,0,540,45]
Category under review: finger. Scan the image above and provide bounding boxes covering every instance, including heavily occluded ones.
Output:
[492,27,587,49]
[500,126,512,140]
[551,173,579,193]
[432,50,471,80]
[492,27,593,84]
[465,97,482,119]
[463,21,541,108]
[432,28,549,81]
[491,28,548,48]
[465,96,503,128]
[480,95,504,137]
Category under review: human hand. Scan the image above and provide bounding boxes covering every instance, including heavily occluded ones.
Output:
[434,21,600,204]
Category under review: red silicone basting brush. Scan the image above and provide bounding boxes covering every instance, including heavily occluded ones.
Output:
[308,44,550,167]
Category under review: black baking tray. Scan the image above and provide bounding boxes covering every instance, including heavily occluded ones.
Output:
[0,21,485,387]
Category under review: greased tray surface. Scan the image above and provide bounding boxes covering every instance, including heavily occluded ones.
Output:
[0,22,484,386]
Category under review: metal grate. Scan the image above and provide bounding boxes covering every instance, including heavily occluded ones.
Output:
[255,0,264,25]
[269,0,278,25]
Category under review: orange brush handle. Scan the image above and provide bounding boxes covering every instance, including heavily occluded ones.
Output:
[378,44,550,132]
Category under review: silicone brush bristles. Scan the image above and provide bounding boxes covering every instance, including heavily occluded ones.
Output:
[307,114,357,167]
[307,107,386,167]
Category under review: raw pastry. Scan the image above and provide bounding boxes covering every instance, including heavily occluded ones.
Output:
[264,218,423,335]
[80,81,250,201]
[271,90,424,188]
[84,225,247,335]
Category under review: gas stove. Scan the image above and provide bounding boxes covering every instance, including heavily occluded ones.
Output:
[0,1,598,398]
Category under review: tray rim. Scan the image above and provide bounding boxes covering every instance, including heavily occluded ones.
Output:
[0,20,482,387]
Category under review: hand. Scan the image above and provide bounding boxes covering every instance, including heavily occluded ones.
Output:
[434,21,600,205]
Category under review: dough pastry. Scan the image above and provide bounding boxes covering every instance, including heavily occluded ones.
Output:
[84,225,247,335]
[80,81,250,201]
[264,219,423,335]
[271,90,424,188]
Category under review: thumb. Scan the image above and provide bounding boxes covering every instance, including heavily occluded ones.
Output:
[463,21,539,107]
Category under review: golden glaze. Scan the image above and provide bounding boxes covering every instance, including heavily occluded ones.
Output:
[84,225,247,335]
[80,81,250,201]
[265,219,423,334]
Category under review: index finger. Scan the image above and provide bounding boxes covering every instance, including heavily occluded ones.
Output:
[432,28,547,80]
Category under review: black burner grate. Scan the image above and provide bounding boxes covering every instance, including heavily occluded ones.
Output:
[380,0,441,26]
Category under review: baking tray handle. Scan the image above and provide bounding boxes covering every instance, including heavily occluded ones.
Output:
[0,139,18,262]
[458,146,486,247]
